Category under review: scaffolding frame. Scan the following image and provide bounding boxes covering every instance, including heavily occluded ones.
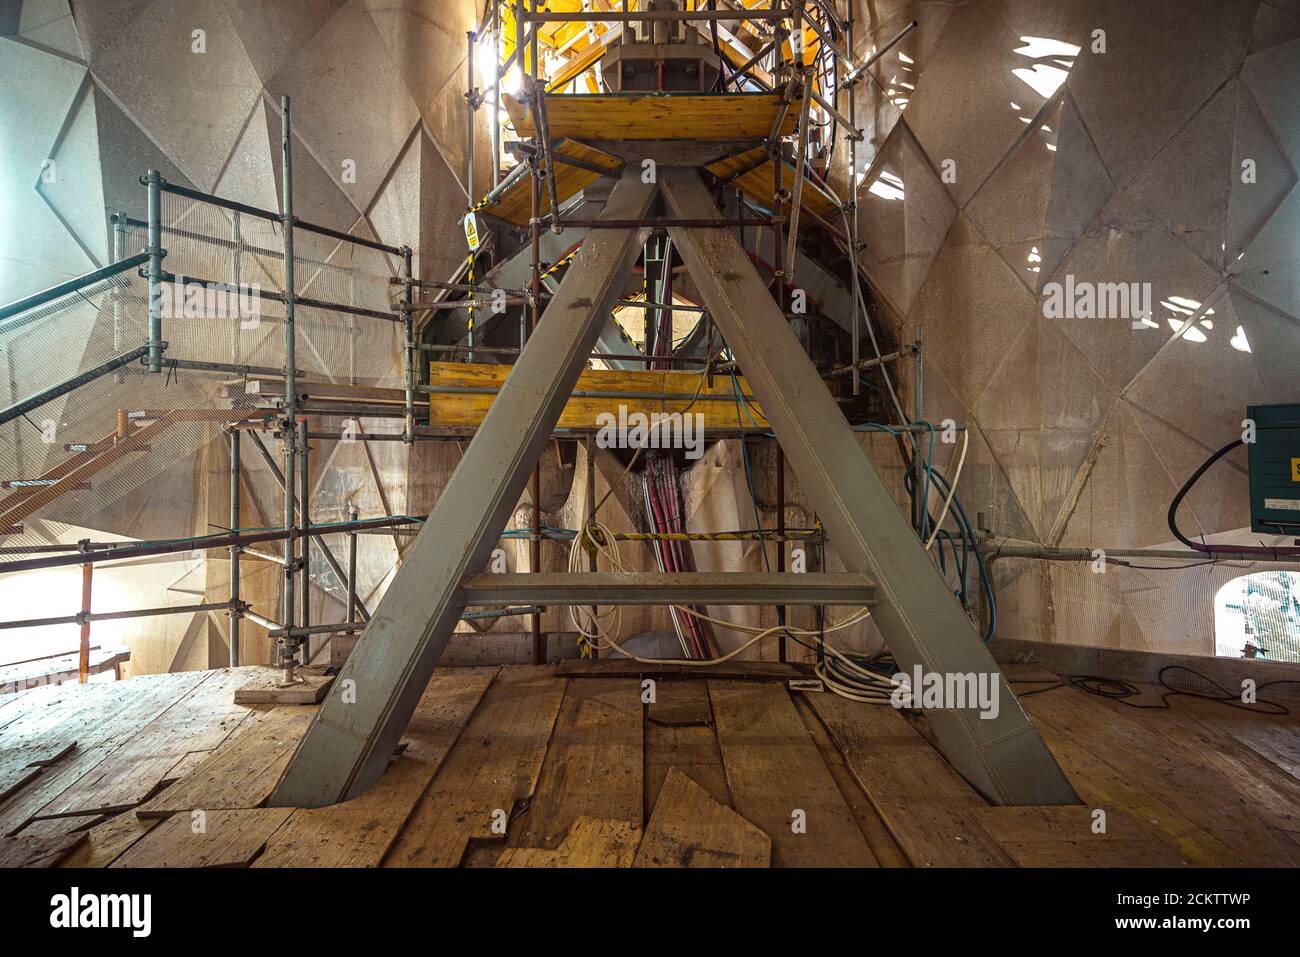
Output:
[0,95,418,684]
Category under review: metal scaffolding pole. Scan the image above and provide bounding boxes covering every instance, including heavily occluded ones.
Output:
[491,2,501,190]
[78,560,92,682]
[143,169,164,373]
[111,213,126,382]
[660,167,1076,806]
[467,29,476,202]
[347,503,359,628]
[232,209,242,365]
[402,246,415,445]
[229,427,242,667]
[298,416,311,648]
[269,169,656,808]
[244,429,371,623]
[280,95,300,681]
[847,10,862,396]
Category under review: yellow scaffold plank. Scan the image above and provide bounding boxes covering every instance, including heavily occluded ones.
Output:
[707,146,839,220]
[426,361,781,430]
[481,139,623,226]
[504,91,800,141]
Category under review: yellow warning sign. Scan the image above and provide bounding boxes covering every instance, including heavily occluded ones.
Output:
[1292,457,1300,482]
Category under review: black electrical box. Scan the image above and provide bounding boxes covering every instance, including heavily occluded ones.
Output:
[1248,403,1300,535]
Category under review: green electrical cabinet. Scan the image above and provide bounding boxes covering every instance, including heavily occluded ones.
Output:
[1248,403,1300,535]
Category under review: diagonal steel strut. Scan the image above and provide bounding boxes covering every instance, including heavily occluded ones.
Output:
[269,169,656,807]
[660,168,1076,805]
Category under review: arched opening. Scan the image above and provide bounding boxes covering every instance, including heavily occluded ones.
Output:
[1214,571,1300,662]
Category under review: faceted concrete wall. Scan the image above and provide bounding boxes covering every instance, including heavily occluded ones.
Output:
[0,0,488,304]
[0,0,491,671]
[851,0,1300,655]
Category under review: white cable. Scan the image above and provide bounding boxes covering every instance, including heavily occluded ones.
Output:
[924,427,968,551]
[566,520,895,701]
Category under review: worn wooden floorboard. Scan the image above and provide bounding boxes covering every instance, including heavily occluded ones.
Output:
[5,662,1298,869]
[803,691,1010,867]
[708,680,874,867]
[559,660,813,681]
[1023,688,1266,866]
[977,806,1188,867]
[1173,695,1300,783]
[0,741,77,805]
[134,705,317,818]
[253,668,498,867]
[112,808,294,868]
[59,812,161,868]
[39,668,254,818]
[0,829,87,868]
[1029,686,1300,866]
[496,817,642,867]
[1092,693,1300,839]
[791,693,905,867]
[645,680,731,814]
[383,666,566,867]
[507,676,643,850]
[0,673,207,836]
[634,767,770,867]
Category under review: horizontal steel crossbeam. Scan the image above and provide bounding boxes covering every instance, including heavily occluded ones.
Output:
[460,572,875,606]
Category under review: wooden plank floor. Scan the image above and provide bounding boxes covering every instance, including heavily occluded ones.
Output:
[0,662,1297,868]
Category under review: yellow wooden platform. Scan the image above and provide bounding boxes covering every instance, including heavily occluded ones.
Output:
[707,145,840,220]
[480,139,623,226]
[504,91,800,141]
[428,361,776,430]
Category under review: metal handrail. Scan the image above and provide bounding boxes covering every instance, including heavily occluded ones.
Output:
[0,253,148,324]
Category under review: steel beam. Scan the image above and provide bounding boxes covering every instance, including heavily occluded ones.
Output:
[461,572,875,606]
[269,169,656,807]
[659,168,1076,806]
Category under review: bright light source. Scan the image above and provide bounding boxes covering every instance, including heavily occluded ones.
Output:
[867,170,905,201]
[502,66,523,97]
[475,32,499,85]
[1013,36,1082,60]
[1012,64,1071,99]
[1231,325,1252,352]
[1011,36,1079,99]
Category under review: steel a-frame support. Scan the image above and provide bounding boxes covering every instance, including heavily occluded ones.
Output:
[660,168,1076,805]
[269,169,656,807]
